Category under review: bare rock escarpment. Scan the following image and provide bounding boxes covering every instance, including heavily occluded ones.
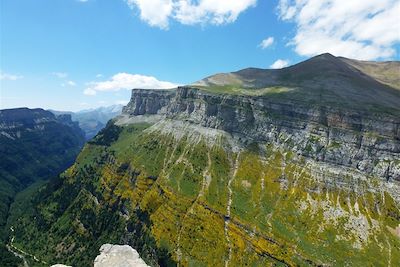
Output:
[120,86,400,183]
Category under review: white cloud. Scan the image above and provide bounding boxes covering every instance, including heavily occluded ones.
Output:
[270,59,289,69]
[84,73,179,96]
[96,74,103,78]
[84,88,97,96]
[67,80,76,86]
[126,0,173,29]
[52,72,68,78]
[125,0,256,29]
[259,37,274,49]
[277,0,400,60]
[0,72,23,81]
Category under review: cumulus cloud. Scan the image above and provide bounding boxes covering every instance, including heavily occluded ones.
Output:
[126,0,173,29]
[259,37,274,49]
[277,0,400,60]
[84,73,179,96]
[0,72,23,81]
[270,59,289,69]
[83,88,97,96]
[125,0,256,29]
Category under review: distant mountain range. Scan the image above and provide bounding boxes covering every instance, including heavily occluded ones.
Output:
[50,104,123,140]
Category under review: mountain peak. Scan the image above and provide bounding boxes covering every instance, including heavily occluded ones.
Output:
[189,54,400,114]
[310,52,337,60]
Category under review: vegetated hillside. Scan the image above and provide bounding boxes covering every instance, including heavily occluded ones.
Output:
[339,57,400,90]
[0,108,85,266]
[11,54,400,266]
[50,104,123,140]
[193,53,400,114]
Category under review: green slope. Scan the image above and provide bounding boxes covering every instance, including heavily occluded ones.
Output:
[193,54,400,115]
[0,108,85,267]
[11,120,400,266]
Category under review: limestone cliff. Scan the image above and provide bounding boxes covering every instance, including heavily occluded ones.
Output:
[120,86,400,184]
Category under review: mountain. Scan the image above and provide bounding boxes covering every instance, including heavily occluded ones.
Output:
[339,57,400,90]
[50,105,123,140]
[10,54,400,266]
[192,53,400,114]
[0,108,86,266]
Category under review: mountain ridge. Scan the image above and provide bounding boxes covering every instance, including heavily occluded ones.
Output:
[191,54,400,114]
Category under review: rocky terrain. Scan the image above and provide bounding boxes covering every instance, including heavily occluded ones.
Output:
[9,54,400,266]
[51,244,149,267]
[94,244,149,267]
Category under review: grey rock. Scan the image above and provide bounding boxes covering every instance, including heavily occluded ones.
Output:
[119,86,400,182]
[94,244,149,267]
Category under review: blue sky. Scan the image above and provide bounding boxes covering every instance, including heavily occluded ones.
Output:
[1,0,399,111]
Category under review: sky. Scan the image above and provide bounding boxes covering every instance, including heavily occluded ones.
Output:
[1,0,399,111]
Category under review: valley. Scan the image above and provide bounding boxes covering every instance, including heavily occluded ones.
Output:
[0,108,86,266]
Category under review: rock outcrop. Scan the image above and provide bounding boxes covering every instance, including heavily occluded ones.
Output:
[51,244,149,267]
[94,244,149,267]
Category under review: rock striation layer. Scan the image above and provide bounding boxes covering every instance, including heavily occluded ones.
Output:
[121,86,400,183]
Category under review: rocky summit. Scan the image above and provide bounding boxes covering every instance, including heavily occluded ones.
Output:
[8,54,400,266]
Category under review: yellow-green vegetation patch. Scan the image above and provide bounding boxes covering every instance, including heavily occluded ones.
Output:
[195,85,294,96]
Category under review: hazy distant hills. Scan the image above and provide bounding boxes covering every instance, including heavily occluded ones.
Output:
[50,104,123,140]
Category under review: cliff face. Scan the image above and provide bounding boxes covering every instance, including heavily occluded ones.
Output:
[122,89,176,116]
[121,86,400,183]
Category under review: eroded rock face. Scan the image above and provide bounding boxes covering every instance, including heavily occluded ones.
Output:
[120,87,400,182]
[94,244,149,267]
[122,89,176,116]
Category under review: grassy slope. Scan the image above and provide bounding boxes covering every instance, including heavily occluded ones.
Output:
[10,121,400,266]
[191,54,400,116]
[339,58,400,90]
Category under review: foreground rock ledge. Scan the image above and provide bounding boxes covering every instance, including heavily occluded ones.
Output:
[51,244,149,267]
[94,244,149,267]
